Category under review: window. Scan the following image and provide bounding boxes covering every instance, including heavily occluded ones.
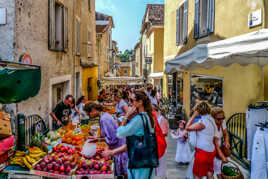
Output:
[194,0,215,39]
[124,69,128,75]
[176,0,188,46]
[75,18,81,55]
[87,29,92,57]
[48,0,68,52]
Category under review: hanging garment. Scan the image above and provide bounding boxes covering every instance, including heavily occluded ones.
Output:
[246,107,268,160]
[250,127,268,179]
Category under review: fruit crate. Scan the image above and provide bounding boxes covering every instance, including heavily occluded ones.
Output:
[30,170,72,179]
[72,162,114,179]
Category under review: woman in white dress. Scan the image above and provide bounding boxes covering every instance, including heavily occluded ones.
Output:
[173,120,191,164]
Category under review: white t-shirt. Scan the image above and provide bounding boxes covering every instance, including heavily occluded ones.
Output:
[196,115,217,152]
[215,120,227,146]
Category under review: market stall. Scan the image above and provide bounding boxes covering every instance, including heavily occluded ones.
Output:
[0,61,115,178]
[5,122,114,179]
[101,76,144,87]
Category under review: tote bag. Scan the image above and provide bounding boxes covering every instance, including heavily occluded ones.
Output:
[126,114,159,169]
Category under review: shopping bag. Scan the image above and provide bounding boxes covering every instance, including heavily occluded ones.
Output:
[81,140,96,158]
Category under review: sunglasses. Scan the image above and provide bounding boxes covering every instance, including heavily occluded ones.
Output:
[216,117,225,121]
[130,99,134,103]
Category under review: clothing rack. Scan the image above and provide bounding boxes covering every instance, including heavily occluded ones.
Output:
[248,101,268,109]
[255,121,268,130]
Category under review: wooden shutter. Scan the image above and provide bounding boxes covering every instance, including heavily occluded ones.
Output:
[194,0,200,39]
[207,0,215,34]
[63,7,68,52]
[88,30,91,57]
[183,0,188,44]
[176,8,180,46]
[48,0,56,50]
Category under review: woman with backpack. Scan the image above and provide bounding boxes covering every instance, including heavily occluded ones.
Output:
[116,91,159,179]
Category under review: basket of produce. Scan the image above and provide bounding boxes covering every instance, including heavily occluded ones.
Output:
[221,161,243,179]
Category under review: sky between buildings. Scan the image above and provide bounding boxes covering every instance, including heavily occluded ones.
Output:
[96,0,164,52]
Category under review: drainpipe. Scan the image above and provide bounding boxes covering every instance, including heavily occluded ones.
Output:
[72,0,76,95]
[263,0,266,28]
[97,35,101,80]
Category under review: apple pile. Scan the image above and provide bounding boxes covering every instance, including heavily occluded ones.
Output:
[34,145,78,175]
[75,147,113,175]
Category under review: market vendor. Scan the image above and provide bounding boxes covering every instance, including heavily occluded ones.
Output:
[115,91,129,117]
[50,95,73,130]
[83,102,128,178]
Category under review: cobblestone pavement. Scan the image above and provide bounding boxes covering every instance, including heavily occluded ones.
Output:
[158,132,189,179]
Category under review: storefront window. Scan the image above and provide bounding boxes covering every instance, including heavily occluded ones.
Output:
[190,74,223,108]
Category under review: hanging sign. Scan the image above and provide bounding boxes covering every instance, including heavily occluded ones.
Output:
[19,54,33,64]
[248,9,262,28]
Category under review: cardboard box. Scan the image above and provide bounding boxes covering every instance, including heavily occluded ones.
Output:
[0,118,12,138]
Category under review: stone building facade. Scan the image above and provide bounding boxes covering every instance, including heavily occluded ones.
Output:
[0,0,97,128]
[96,12,114,79]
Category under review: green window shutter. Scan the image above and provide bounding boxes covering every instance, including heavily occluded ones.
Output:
[48,0,56,50]
[176,8,181,46]
[63,7,68,52]
[194,0,200,39]
[207,0,215,34]
[183,0,188,44]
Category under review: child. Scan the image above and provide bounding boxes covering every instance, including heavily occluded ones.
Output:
[173,120,191,165]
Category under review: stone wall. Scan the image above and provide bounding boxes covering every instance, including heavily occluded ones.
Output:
[14,0,75,128]
[0,0,15,60]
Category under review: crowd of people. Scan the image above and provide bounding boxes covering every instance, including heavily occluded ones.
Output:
[49,84,230,179]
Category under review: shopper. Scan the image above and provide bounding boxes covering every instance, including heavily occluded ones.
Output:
[50,94,73,130]
[153,105,168,179]
[186,101,217,179]
[211,107,230,179]
[117,91,158,179]
[76,96,88,121]
[150,89,158,105]
[70,98,80,125]
[173,120,191,165]
[115,91,129,117]
[83,102,128,178]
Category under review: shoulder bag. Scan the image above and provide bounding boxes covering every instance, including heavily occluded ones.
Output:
[126,114,159,169]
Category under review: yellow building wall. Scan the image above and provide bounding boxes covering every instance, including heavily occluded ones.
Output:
[82,66,98,100]
[182,64,264,119]
[120,67,131,77]
[163,0,268,118]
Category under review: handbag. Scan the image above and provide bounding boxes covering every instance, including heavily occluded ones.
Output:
[126,114,159,169]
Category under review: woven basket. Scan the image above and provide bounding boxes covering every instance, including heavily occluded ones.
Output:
[221,161,244,179]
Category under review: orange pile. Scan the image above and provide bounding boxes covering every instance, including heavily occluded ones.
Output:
[62,131,85,146]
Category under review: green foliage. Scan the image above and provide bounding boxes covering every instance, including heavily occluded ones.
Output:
[117,49,134,62]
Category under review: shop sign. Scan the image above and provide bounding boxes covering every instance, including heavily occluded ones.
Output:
[19,54,33,64]
[248,9,262,28]
[145,57,152,64]
[0,8,7,25]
